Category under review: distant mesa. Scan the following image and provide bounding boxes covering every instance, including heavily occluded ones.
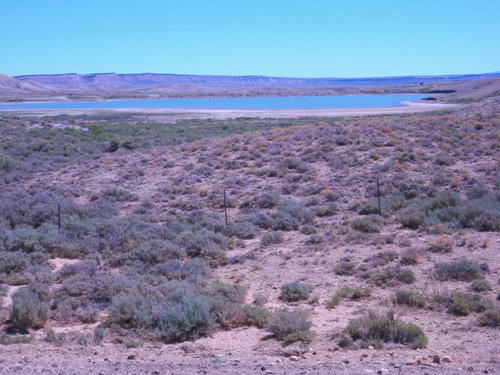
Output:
[11,72,500,90]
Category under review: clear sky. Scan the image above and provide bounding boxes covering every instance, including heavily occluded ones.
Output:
[1,0,499,78]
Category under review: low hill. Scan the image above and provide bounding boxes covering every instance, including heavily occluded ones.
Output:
[14,72,500,89]
[0,74,52,93]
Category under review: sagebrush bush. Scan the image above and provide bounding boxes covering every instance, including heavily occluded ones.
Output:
[260,232,284,247]
[272,200,313,231]
[446,292,492,316]
[433,257,483,281]
[327,286,371,308]
[394,290,426,308]
[341,310,427,349]
[427,237,453,253]
[222,221,260,240]
[477,309,500,327]
[280,282,313,302]
[334,258,357,276]
[316,203,337,217]
[9,286,49,330]
[299,224,317,235]
[254,192,282,208]
[351,216,381,233]
[471,279,491,292]
[265,309,314,343]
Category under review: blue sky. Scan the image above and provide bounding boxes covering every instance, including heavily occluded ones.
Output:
[1,0,499,77]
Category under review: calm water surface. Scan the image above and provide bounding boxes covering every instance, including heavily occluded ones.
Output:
[0,94,425,110]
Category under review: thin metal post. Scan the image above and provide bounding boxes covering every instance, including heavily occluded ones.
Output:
[377,178,382,215]
[57,203,61,230]
[224,190,228,226]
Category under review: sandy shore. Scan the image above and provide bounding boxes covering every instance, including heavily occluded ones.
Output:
[0,101,459,119]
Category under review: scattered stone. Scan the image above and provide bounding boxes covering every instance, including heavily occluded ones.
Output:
[289,356,300,362]
[432,355,441,364]
[342,359,350,364]
[442,356,452,363]
[368,346,374,350]
[127,355,136,360]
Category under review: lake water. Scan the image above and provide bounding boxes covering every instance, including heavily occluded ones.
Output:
[0,94,425,111]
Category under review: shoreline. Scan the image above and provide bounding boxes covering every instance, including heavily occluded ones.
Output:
[0,101,458,119]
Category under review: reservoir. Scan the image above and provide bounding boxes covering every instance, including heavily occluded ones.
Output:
[0,94,425,111]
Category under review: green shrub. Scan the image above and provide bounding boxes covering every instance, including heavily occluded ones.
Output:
[101,188,139,202]
[246,211,275,229]
[316,203,338,217]
[364,251,399,267]
[334,258,356,276]
[477,309,500,327]
[150,259,211,281]
[394,290,426,308]
[44,329,67,345]
[327,286,371,308]
[335,286,372,300]
[280,282,313,302]
[265,309,314,343]
[305,234,323,244]
[243,305,271,328]
[156,289,213,343]
[223,221,260,239]
[367,266,415,287]
[398,204,426,229]
[326,295,342,308]
[351,216,381,233]
[272,200,314,231]
[0,154,17,174]
[255,192,282,209]
[260,232,284,247]
[108,289,214,343]
[0,334,34,345]
[433,257,482,281]
[299,224,317,235]
[400,248,420,265]
[446,292,492,316]
[471,279,491,292]
[341,310,427,349]
[9,287,49,330]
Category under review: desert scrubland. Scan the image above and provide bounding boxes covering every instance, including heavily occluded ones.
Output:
[0,81,499,374]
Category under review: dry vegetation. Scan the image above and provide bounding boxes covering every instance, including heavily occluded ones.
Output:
[0,98,499,374]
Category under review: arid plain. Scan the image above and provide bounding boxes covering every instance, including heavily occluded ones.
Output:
[0,75,499,374]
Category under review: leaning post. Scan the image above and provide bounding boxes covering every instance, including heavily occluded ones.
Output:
[377,178,382,216]
[224,190,228,226]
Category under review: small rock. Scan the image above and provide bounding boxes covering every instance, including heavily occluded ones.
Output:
[368,346,374,350]
[127,355,136,360]
[406,360,416,366]
[342,359,350,364]
[290,356,300,362]
[432,355,441,364]
[442,356,452,363]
